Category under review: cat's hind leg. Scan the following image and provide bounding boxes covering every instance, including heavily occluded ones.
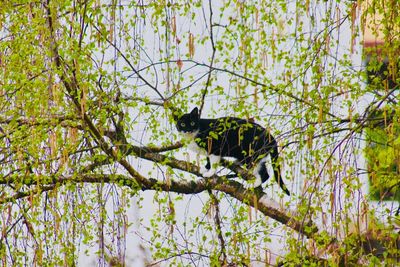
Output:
[242,157,267,189]
[242,156,270,188]
[255,157,270,184]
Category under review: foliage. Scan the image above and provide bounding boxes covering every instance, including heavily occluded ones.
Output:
[0,0,399,266]
[365,109,400,201]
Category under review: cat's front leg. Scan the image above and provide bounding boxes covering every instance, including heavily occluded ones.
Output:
[199,156,211,174]
[202,154,221,177]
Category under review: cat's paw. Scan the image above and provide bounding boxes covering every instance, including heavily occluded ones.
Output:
[243,177,262,190]
[202,169,216,178]
[199,166,209,175]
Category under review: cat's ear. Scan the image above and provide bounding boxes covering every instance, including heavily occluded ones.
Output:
[190,107,199,117]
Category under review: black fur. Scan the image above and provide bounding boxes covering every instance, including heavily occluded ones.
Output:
[176,107,290,195]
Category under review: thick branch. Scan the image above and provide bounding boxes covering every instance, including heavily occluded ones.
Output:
[4,171,397,260]
[0,115,82,129]
[0,171,317,239]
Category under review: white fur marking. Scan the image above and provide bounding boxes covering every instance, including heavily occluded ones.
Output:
[187,140,204,154]
[181,130,199,140]
[199,165,209,174]
[202,154,221,177]
[244,156,269,189]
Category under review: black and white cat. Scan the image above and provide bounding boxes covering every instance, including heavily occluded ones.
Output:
[176,107,290,196]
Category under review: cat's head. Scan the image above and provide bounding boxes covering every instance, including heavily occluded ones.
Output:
[176,107,200,133]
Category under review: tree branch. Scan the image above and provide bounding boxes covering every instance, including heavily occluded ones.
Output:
[0,169,318,239]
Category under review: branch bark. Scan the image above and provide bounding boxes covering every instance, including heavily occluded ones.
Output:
[0,170,318,238]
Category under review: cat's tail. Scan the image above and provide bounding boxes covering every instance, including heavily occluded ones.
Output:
[271,145,290,196]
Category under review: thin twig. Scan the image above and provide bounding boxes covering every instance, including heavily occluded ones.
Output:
[208,190,227,264]
[199,0,216,116]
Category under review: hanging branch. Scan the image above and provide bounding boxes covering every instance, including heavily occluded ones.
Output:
[199,0,217,116]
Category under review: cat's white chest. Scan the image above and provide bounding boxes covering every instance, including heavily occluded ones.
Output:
[187,140,205,154]
[181,131,198,140]
[180,131,205,154]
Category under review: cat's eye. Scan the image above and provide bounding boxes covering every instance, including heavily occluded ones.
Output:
[180,122,186,127]
[190,122,195,126]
